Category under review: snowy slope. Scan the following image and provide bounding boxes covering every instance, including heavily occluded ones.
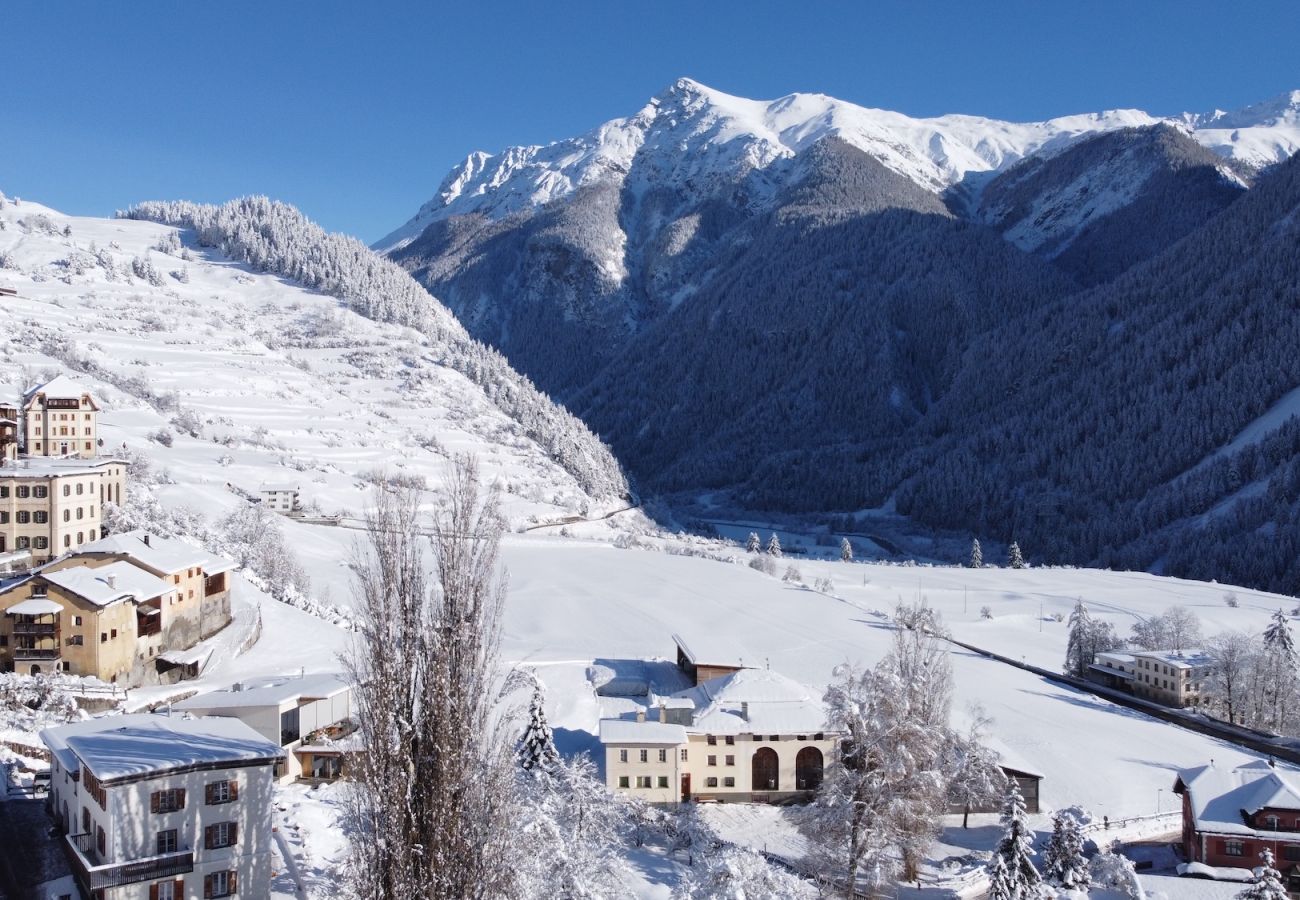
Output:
[377,79,1300,251]
[0,194,621,527]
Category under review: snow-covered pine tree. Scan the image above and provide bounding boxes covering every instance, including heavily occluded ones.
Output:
[986,780,1042,900]
[1237,847,1289,900]
[1264,609,1297,664]
[517,675,560,775]
[1041,810,1089,889]
[840,537,853,562]
[970,538,983,569]
[1064,599,1098,679]
[1008,541,1025,569]
[766,532,782,558]
[745,531,761,553]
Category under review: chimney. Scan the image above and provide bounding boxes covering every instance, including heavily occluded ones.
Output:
[658,705,667,724]
[143,534,151,547]
[635,708,645,723]
[1270,757,1277,769]
[741,702,749,722]
[106,574,117,590]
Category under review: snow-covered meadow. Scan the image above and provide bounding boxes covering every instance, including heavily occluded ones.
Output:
[3,194,1298,897]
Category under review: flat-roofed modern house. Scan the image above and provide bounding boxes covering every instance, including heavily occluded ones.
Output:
[173,673,354,783]
[1175,759,1300,886]
[257,484,300,516]
[601,665,840,805]
[41,713,283,900]
[21,375,100,459]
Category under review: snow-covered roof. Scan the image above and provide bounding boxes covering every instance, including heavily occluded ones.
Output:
[259,483,299,493]
[672,668,829,736]
[1095,651,1136,666]
[77,529,235,577]
[0,456,126,478]
[1135,649,1215,669]
[0,418,16,427]
[5,596,63,615]
[598,719,688,745]
[672,631,748,668]
[40,560,172,607]
[158,645,214,668]
[173,673,350,711]
[984,736,1045,779]
[1177,760,1300,836]
[24,374,94,404]
[41,713,283,783]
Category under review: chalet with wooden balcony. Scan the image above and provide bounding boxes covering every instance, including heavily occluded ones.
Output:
[61,529,236,644]
[41,713,283,900]
[1174,759,1300,886]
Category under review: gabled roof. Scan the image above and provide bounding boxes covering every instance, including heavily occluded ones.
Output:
[1176,760,1300,836]
[672,632,747,668]
[598,719,688,745]
[41,713,283,783]
[23,375,97,408]
[40,560,172,608]
[76,530,236,577]
[672,667,829,735]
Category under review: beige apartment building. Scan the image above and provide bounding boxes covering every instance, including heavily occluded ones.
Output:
[600,667,839,805]
[1131,649,1215,707]
[21,374,100,458]
[0,456,127,565]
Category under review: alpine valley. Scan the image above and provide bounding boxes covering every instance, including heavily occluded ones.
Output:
[381,78,1300,595]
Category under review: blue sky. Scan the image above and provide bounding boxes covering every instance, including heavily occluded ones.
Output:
[4,1,1298,242]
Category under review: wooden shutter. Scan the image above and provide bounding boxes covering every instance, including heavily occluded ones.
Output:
[229,780,238,801]
[203,874,213,899]
[177,788,186,809]
[150,884,159,900]
[150,791,160,813]
[205,783,214,805]
[229,822,238,846]
[204,825,214,850]
[229,871,237,894]
[174,878,184,900]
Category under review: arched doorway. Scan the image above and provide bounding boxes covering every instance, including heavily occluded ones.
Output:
[752,747,779,792]
[29,665,40,675]
[796,746,824,790]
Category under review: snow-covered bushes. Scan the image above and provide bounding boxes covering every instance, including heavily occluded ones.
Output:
[120,197,629,500]
[217,504,310,602]
[1088,845,1144,898]
[748,555,777,576]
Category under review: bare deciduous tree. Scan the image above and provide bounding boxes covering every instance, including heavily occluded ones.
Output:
[345,456,517,900]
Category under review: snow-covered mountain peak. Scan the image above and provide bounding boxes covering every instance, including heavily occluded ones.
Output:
[377,80,1300,253]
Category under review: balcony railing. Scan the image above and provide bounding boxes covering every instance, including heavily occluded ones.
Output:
[13,647,60,660]
[65,833,194,891]
[12,622,57,635]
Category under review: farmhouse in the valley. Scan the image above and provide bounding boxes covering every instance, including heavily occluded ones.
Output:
[1090,648,1215,708]
[42,712,283,900]
[1174,759,1300,887]
[173,673,355,783]
[600,665,839,804]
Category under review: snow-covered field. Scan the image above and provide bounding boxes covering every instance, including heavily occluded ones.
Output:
[3,193,1297,897]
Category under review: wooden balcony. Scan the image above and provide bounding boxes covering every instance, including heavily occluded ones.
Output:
[12,622,57,635]
[66,832,194,892]
[12,647,60,660]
